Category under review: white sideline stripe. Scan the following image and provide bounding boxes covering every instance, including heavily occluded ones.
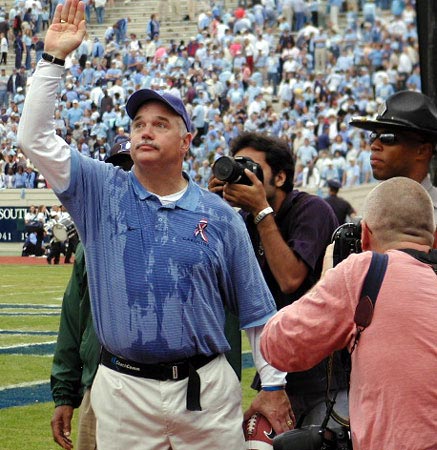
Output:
[0,303,61,307]
[0,354,53,359]
[0,291,64,296]
[0,329,56,333]
[0,340,57,350]
[0,380,49,391]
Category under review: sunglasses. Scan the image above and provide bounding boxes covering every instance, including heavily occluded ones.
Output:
[369,131,426,145]
[368,132,398,145]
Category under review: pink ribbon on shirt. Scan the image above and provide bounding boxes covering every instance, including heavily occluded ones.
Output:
[194,218,208,243]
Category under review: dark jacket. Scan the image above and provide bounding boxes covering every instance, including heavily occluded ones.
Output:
[50,243,101,408]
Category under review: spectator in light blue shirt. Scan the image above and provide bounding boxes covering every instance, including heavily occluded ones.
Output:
[296,137,318,166]
[406,65,421,91]
[24,166,36,188]
[14,165,27,187]
[66,100,84,128]
[79,61,95,87]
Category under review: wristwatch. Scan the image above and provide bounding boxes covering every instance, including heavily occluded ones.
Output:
[41,52,65,66]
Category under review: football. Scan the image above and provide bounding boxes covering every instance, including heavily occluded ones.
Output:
[243,413,276,450]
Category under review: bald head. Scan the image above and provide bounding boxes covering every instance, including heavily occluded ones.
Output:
[362,177,435,248]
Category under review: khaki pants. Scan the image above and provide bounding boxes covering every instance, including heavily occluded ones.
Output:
[91,355,244,450]
[77,388,97,450]
[330,5,339,29]
[314,47,327,73]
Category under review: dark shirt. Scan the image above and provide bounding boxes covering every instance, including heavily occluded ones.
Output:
[324,194,355,224]
[244,190,338,309]
[243,190,347,395]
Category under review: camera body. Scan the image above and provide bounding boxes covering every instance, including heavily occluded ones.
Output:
[331,222,362,267]
[212,155,264,186]
[273,425,351,450]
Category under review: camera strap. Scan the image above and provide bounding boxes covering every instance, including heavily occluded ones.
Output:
[326,251,389,428]
[351,252,388,354]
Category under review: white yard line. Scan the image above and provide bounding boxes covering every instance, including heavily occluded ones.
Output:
[0,340,57,350]
[0,380,49,391]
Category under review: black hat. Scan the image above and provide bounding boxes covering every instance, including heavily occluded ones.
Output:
[327,179,342,190]
[105,140,133,169]
[349,91,437,140]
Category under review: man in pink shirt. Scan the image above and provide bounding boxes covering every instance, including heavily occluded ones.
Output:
[261,177,437,450]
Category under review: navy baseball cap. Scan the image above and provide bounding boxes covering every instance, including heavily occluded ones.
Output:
[126,89,192,133]
[105,140,133,169]
[327,179,342,190]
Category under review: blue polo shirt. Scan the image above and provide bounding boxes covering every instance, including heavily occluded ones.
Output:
[57,150,276,364]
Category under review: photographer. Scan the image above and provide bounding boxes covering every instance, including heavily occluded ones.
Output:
[209,132,346,427]
[261,177,437,450]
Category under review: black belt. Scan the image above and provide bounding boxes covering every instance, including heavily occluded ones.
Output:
[100,348,219,411]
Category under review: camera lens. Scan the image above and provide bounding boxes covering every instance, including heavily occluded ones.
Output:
[213,156,241,182]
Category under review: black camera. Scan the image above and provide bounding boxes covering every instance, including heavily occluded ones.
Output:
[212,155,264,186]
[331,222,362,267]
[273,425,351,450]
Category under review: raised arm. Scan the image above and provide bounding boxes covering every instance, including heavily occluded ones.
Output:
[17,0,87,193]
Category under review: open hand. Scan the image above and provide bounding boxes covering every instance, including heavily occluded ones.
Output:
[45,0,87,60]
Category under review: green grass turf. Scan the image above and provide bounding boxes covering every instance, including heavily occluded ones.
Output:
[0,354,53,385]
[0,315,60,332]
[0,265,71,305]
[0,264,259,448]
[0,334,56,346]
[0,402,65,450]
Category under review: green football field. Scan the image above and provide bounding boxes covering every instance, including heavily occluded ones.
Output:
[0,263,257,450]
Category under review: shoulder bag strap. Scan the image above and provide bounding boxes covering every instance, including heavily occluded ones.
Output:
[328,251,388,427]
[351,251,388,353]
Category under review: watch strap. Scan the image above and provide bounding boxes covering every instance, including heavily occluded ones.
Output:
[42,52,65,66]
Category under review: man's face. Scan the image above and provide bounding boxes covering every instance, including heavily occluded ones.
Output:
[129,100,190,170]
[233,147,277,203]
[369,129,428,180]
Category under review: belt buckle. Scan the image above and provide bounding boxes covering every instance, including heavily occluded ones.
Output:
[172,365,178,380]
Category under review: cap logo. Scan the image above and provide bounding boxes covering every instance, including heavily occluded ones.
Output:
[377,101,387,117]
[119,141,131,152]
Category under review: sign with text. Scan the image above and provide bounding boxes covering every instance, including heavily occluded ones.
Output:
[0,207,30,242]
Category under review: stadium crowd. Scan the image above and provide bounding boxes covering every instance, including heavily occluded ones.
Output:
[0,0,420,192]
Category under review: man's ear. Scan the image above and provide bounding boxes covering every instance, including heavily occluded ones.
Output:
[361,221,371,251]
[417,142,434,161]
[181,133,192,153]
[275,170,286,188]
